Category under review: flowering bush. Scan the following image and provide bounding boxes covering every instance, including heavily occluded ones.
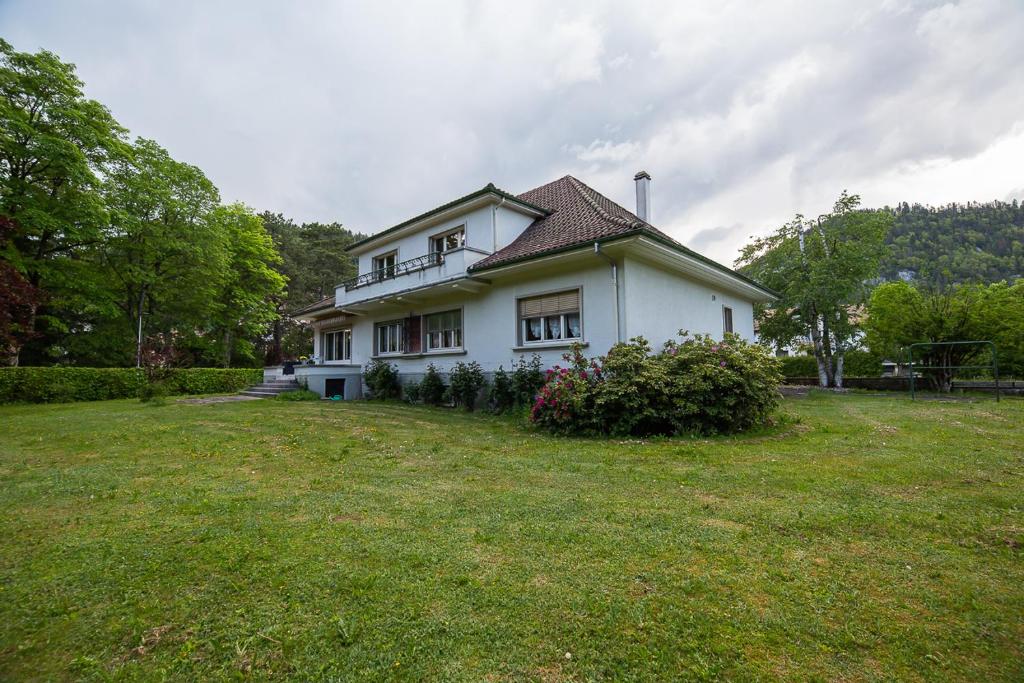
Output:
[529,344,601,434]
[659,333,783,435]
[529,333,782,436]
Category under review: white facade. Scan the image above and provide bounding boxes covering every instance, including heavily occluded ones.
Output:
[296,181,774,396]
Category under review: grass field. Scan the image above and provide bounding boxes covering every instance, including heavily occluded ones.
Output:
[1,393,1022,681]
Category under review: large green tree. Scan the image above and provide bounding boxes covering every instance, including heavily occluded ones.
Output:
[259,213,361,364]
[737,192,892,388]
[865,280,1024,389]
[101,138,223,366]
[207,205,285,367]
[0,39,126,364]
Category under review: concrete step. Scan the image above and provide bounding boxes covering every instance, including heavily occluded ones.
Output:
[240,379,301,399]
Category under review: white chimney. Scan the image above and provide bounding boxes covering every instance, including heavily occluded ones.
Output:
[634,171,651,222]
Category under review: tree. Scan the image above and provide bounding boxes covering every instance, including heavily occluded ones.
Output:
[865,280,1024,389]
[101,138,223,366]
[259,213,361,364]
[206,205,285,367]
[0,216,43,362]
[0,39,127,363]
[880,200,1024,287]
[737,192,892,388]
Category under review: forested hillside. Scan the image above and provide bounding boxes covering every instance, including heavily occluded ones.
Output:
[880,200,1024,286]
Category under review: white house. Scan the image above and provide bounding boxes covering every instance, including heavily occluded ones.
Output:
[292,173,775,398]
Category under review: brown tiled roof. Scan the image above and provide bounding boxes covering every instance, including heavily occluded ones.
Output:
[291,295,335,316]
[470,175,680,270]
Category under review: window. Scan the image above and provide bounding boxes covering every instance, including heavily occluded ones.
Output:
[373,251,397,280]
[430,227,465,255]
[723,306,734,335]
[519,290,581,344]
[425,309,462,351]
[323,329,352,362]
[376,321,404,355]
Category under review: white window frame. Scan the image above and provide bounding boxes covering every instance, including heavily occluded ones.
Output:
[429,226,466,255]
[372,250,398,281]
[424,309,463,352]
[375,320,404,356]
[323,328,352,363]
[518,289,582,345]
[722,305,734,335]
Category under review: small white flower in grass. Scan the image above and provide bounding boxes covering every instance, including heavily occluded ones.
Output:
[565,652,572,660]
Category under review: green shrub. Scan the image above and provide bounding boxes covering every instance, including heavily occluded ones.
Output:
[275,388,320,401]
[450,361,486,411]
[403,381,422,403]
[364,359,400,400]
[779,354,818,378]
[658,333,783,435]
[489,356,545,413]
[530,334,783,437]
[779,351,883,378]
[511,355,545,406]
[489,365,515,412]
[162,368,261,395]
[139,380,170,404]
[0,367,261,404]
[843,350,884,377]
[420,364,446,406]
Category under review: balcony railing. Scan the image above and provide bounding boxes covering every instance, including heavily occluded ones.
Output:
[343,251,443,291]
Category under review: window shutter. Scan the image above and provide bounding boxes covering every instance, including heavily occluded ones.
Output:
[407,316,421,354]
[519,290,579,317]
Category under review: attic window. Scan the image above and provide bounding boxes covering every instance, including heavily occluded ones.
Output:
[518,289,581,344]
[430,227,465,255]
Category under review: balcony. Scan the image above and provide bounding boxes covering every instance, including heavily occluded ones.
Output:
[337,247,490,308]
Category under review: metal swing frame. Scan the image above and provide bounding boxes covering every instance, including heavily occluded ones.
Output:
[906,340,1000,402]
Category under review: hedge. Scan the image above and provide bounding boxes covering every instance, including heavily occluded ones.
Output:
[0,367,262,404]
[779,351,883,379]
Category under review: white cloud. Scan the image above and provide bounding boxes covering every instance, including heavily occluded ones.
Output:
[566,139,639,163]
[2,0,1021,265]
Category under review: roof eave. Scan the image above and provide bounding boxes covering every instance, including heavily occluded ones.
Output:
[469,228,778,300]
[345,185,550,256]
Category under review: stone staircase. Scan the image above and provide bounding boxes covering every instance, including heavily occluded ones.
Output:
[240,377,301,398]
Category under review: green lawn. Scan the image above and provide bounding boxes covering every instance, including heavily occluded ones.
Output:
[1,394,1022,681]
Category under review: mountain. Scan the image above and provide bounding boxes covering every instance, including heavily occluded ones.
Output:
[879,200,1024,287]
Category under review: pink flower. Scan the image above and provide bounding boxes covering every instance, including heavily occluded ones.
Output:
[720,360,727,367]
[580,370,588,379]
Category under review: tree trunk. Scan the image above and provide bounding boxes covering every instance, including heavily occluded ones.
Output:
[269,317,283,365]
[8,301,35,367]
[135,286,146,368]
[808,313,830,388]
[820,316,836,387]
[834,351,845,388]
[223,330,232,368]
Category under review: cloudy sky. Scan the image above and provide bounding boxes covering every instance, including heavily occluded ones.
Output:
[4,0,1023,264]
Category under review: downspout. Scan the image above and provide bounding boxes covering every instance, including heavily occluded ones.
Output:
[491,197,506,251]
[594,242,622,343]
